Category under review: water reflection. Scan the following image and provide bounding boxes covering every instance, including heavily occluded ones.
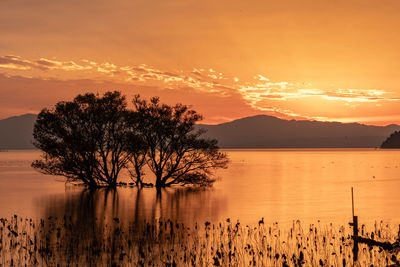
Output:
[39,186,226,228]
[30,187,225,265]
[2,149,400,227]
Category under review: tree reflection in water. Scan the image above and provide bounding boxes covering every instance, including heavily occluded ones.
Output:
[33,186,226,265]
[3,189,397,266]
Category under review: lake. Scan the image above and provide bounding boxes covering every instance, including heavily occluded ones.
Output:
[0,149,399,227]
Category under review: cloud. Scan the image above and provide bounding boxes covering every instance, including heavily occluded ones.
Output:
[0,55,237,97]
[192,68,203,76]
[0,55,92,71]
[0,55,42,70]
[0,73,257,124]
[1,54,400,125]
[322,89,400,102]
[238,82,400,106]
[254,74,270,81]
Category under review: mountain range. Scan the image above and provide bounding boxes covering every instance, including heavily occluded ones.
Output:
[0,114,37,150]
[198,115,400,148]
[0,114,399,149]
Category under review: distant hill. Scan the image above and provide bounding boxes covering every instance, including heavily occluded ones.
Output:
[381,131,400,148]
[0,114,37,149]
[197,115,400,148]
[1,113,399,149]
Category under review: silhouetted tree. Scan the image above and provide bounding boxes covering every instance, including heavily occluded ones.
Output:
[125,112,148,187]
[32,91,228,189]
[381,131,400,148]
[131,95,229,188]
[32,91,133,188]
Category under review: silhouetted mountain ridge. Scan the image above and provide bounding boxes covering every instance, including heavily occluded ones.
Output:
[197,115,400,148]
[1,114,399,149]
[0,114,37,149]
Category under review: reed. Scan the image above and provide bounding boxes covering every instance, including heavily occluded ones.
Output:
[0,215,399,266]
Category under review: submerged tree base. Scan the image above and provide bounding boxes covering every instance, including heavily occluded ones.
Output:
[68,181,206,189]
[1,215,399,266]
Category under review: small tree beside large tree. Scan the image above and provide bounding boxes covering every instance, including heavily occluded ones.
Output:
[131,95,228,188]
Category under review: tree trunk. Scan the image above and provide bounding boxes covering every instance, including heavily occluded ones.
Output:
[107,174,118,188]
[87,179,99,189]
[108,181,117,188]
[155,174,164,188]
[135,166,143,187]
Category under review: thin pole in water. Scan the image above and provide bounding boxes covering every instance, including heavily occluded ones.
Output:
[351,187,354,217]
[351,187,359,262]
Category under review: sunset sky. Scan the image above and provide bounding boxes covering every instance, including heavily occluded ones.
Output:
[1,0,400,125]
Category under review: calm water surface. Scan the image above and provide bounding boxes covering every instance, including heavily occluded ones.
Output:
[0,149,399,226]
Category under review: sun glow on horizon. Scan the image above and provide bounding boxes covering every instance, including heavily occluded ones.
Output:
[0,54,399,126]
[0,0,399,125]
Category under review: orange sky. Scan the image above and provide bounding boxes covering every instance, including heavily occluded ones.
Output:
[1,0,400,125]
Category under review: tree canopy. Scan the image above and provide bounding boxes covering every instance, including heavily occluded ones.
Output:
[32,91,228,188]
[131,95,229,187]
[32,91,132,188]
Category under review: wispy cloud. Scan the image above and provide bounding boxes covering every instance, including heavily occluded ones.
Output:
[1,55,399,123]
[0,55,92,71]
[0,55,40,70]
[0,56,237,92]
[238,80,400,110]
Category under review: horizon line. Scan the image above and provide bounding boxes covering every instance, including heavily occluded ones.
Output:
[2,112,399,128]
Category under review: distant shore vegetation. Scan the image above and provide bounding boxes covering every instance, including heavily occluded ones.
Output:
[381,131,400,149]
[32,91,228,189]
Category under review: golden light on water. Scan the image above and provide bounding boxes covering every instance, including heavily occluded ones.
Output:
[1,1,400,265]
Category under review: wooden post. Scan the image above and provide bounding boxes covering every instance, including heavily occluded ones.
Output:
[350,187,359,262]
[348,188,399,264]
[351,187,354,217]
[352,215,359,261]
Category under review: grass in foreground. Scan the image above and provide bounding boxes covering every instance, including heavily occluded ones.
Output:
[0,215,399,266]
